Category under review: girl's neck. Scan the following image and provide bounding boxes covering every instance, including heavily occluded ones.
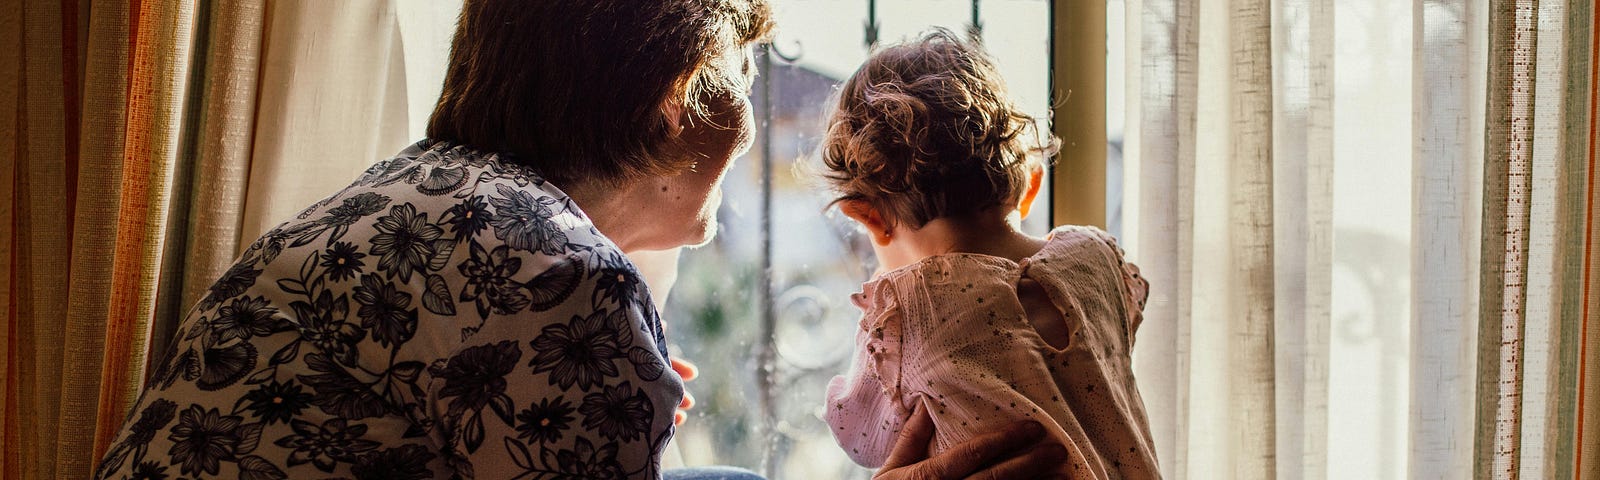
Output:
[872,208,1046,273]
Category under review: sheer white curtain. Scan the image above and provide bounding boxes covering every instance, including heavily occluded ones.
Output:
[238,0,459,244]
[1120,0,1596,478]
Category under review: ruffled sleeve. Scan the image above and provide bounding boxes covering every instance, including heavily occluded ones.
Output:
[823,278,909,468]
[1080,226,1149,347]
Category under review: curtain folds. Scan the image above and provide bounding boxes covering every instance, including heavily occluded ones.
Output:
[1579,0,1600,473]
[1412,1,1486,477]
[240,0,411,244]
[1126,0,1597,478]
[1223,1,1277,476]
[1550,0,1592,474]
[1475,1,1538,476]
[1126,0,1198,477]
[153,0,266,383]
[1,1,436,478]
[1570,3,1600,477]
[13,1,86,478]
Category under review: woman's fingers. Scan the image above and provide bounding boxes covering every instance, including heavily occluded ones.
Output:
[670,358,697,425]
[964,441,1069,480]
[875,410,1057,480]
[880,403,937,471]
[670,357,699,381]
[918,420,1046,479]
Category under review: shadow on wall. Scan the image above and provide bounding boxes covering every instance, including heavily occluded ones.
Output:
[1330,227,1409,478]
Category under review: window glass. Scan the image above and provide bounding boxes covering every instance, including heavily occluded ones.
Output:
[667,2,1052,477]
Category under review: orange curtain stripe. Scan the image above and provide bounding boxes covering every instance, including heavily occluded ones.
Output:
[1579,2,1598,474]
[89,0,193,466]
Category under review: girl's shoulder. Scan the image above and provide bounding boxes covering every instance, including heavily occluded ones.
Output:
[1032,224,1132,268]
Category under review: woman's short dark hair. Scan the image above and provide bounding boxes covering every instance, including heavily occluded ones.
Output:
[427,0,773,187]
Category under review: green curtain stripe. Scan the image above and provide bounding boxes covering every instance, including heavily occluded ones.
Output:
[1477,0,1542,478]
[1547,0,1593,477]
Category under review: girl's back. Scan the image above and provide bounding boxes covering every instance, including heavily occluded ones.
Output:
[824,225,1158,479]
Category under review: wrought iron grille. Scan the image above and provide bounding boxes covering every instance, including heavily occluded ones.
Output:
[665,2,1053,478]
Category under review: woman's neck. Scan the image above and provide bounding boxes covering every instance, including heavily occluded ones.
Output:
[871,208,1046,274]
[563,178,659,253]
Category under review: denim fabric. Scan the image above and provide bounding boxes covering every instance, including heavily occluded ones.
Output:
[662,466,767,480]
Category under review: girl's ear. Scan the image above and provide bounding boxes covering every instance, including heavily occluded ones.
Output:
[1017,165,1044,219]
[840,199,894,246]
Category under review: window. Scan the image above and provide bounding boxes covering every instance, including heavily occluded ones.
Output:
[665,1,1056,477]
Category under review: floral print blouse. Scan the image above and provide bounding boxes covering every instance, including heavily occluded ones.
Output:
[95,140,683,480]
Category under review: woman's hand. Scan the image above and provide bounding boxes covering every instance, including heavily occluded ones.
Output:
[671,358,698,425]
[874,403,1069,480]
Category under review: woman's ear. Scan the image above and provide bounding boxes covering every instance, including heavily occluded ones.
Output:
[1017,165,1044,219]
[661,99,687,136]
[840,199,894,246]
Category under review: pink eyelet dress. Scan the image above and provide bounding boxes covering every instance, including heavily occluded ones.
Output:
[824,225,1159,479]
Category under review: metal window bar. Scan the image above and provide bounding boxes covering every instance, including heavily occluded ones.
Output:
[751,3,990,478]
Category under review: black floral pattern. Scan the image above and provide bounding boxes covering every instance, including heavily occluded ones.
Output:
[128,461,170,480]
[530,310,626,391]
[129,399,179,448]
[291,290,364,366]
[211,296,290,343]
[239,380,313,425]
[435,340,522,415]
[320,241,367,282]
[325,192,393,226]
[95,141,678,480]
[592,252,646,309]
[515,397,576,444]
[353,273,419,347]
[350,444,437,480]
[489,184,568,255]
[274,418,381,472]
[195,341,258,391]
[458,243,530,318]
[199,262,263,312]
[298,353,390,420]
[579,381,654,442]
[445,195,494,240]
[548,437,626,479]
[369,203,444,283]
[167,405,244,476]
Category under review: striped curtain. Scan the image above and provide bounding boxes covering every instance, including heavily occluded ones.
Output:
[1122,0,1598,478]
[6,1,203,478]
[0,1,443,479]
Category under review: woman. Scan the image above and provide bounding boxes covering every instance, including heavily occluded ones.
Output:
[94,1,1066,479]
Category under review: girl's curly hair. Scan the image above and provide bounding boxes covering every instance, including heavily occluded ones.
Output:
[820,28,1059,229]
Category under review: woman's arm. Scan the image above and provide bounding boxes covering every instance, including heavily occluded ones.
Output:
[875,404,1070,480]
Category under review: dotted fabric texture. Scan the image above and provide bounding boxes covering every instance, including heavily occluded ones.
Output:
[824,225,1158,479]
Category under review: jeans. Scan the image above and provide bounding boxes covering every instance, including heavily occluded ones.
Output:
[662,466,767,480]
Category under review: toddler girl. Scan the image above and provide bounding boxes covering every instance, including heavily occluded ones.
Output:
[818,29,1159,479]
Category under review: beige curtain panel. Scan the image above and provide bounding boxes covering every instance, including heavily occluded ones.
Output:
[0,0,424,478]
[1122,0,1598,478]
